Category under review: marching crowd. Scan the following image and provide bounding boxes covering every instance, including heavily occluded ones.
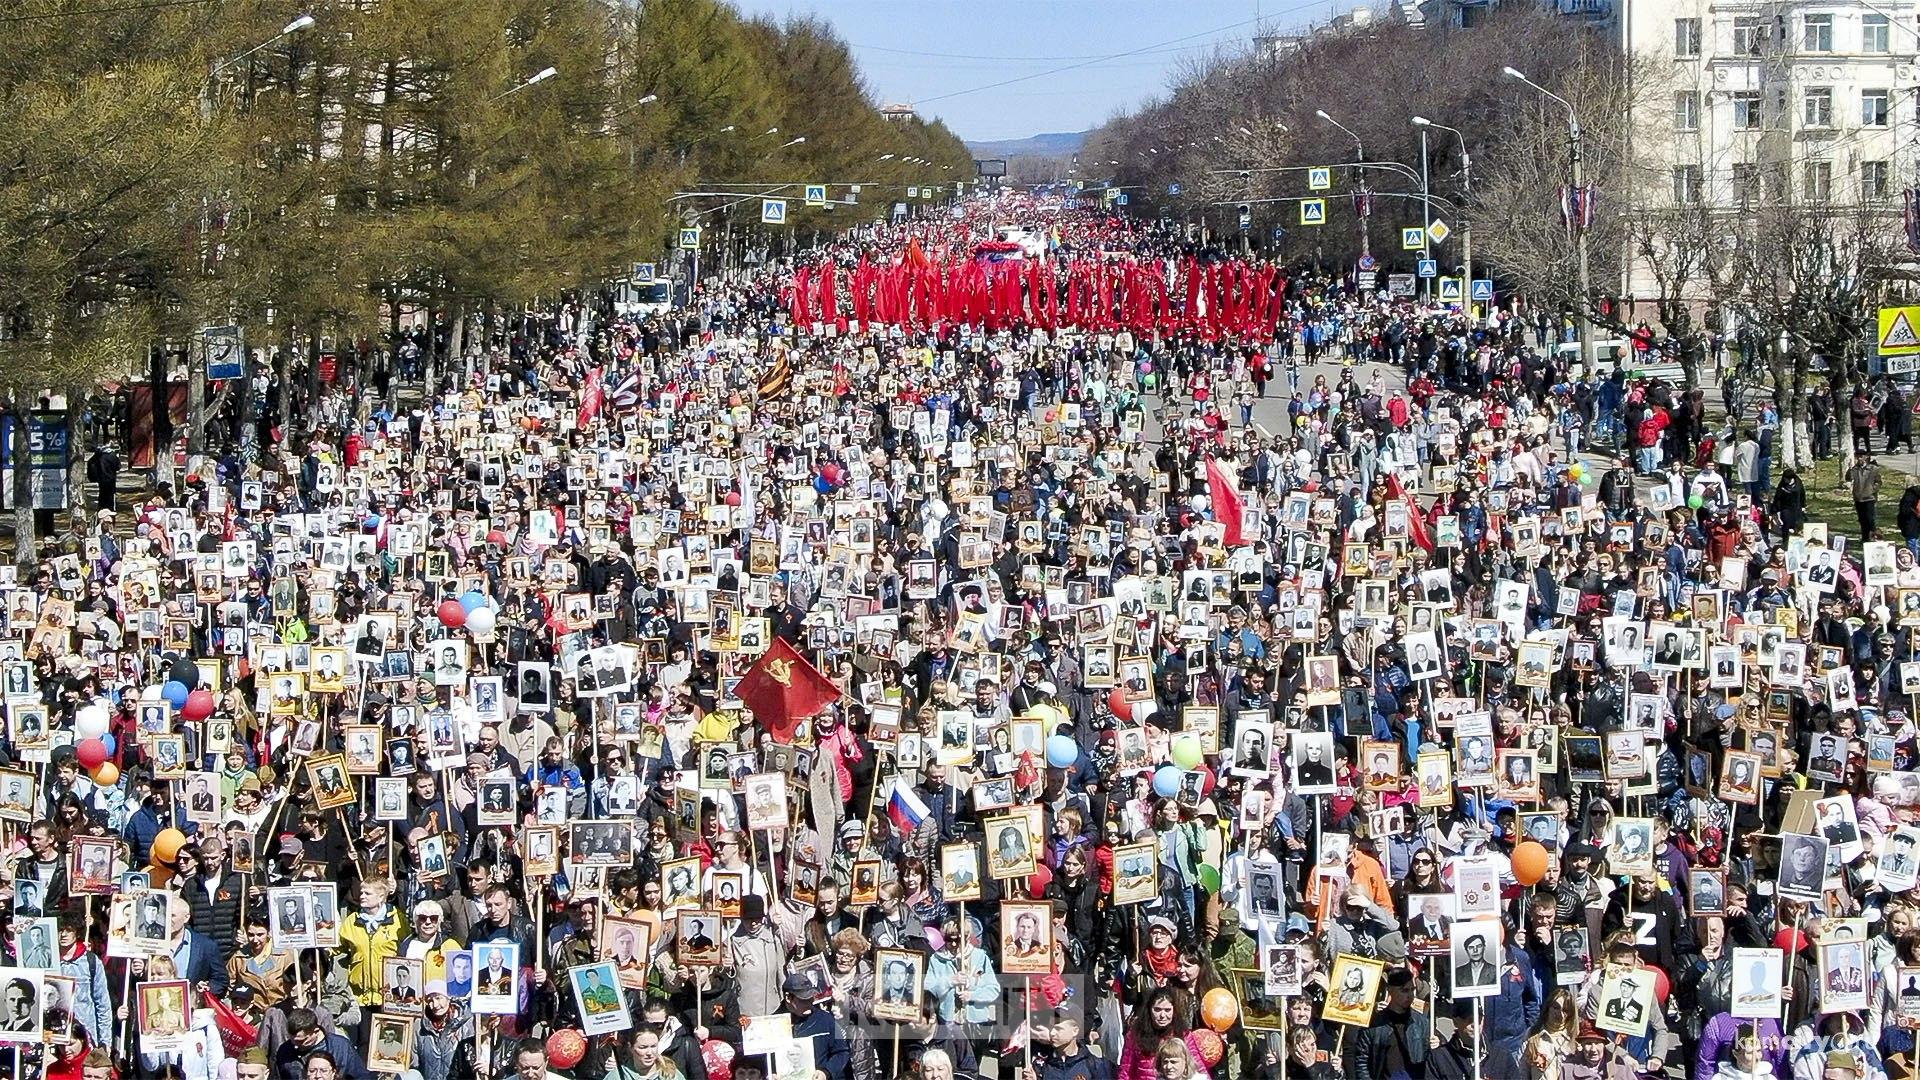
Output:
[0,190,1906,1080]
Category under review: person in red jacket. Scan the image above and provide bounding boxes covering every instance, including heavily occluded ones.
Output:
[1636,406,1670,474]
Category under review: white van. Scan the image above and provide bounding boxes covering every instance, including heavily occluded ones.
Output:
[614,277,674,318]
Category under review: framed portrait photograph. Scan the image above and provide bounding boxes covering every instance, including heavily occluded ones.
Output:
[675,910,723,968]
[1776,833,1830,903]
[1730,946,1784,1020]
[1321,954,1385,1028]
[366,1013,416,1074]
[870,948,925,1022]
[940,842,982,903]
[132,977,186,1050]
[600,917,652,989]
[470,941,521,1015]
[1112,840,1160,907]
[1594,967,1656,1038]
[568,960,632,1036]
[985,814,1037,880]
[999,901,1052,975]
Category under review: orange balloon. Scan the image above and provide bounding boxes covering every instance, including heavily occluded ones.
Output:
[1511,840,1551,886]
[1200,987,1239,1032]
[150,827,188,865]
[90,762,119,787]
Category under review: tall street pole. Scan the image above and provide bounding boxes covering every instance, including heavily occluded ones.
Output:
[1504,67,1594,373]
[1419,128,1432,301]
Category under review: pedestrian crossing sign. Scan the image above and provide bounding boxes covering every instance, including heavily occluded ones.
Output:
[1308,167,1332,191]
[1470,279,1494,302]
[1416,259,1437,278]
[1402,227,1425,250]
[761,199,787,225]
[804,184,827,206]
[1300,199,1326,226]
[1880,306,1920,356]
[678,227,700,250]
[1438,277,1463,303]
[1168,182,1182,196]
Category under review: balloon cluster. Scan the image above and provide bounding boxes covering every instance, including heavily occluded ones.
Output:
[438,590,498,634]
[1110,689,1218,801]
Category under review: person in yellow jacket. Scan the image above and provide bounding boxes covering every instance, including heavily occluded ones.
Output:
[338,879,409,1006]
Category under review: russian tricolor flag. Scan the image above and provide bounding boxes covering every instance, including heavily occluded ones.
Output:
[885,778,930,835]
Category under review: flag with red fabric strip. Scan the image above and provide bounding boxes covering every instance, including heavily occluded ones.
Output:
[1205,457,1244,547]
[735,637,842,743]
[1384,473,1434,551]
[575,366,604,429]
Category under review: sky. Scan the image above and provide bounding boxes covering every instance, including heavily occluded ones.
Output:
[728,1,1350,143]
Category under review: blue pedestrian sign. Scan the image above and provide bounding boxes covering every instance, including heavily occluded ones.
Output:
[761,198,788,225]
[804,184,827,206]
[678,227,700,250]
[1416,258,1437,278]
[632,262,655,281]
[1438,277,1463,302]
[1116,193,1129,205]
[1168,183,1182,196]
[1470,279,1495,302]
[1299,199,1327,226]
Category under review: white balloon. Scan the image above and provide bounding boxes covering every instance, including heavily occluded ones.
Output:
[75,705,110,739]
[465,606,498,635]
[141,685,162,702]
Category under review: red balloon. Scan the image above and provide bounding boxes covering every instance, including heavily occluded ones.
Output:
[1774,928,1811,954]
[1028,862,1053,896]
[1195,764,1217,796]
[545,1030,586,1069]
[1106,688,1133,722]
[485,530,508,546]
[1646,965,1671,1006]
[182,688,215,722]
[437,599,467,628]
[725,491,742,507]
[820,463,844,487]
[75,738,108,770]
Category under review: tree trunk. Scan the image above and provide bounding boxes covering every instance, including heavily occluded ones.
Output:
[66,389,92,522]
[11,401,34,567]
[276,329,292,435]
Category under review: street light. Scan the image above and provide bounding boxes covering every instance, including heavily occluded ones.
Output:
[493,66,557,102]
[1503,65,1592,371]
[1413,115,1474,305]
[211,13,316,78]
[634,93,658,106]
[1315,109,1370,266]
[878,153,895,160]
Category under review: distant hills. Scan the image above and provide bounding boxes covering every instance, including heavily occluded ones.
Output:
[966,130,1088,159]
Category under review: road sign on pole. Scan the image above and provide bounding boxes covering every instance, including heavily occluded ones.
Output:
[761,199,788,224]
[1308,167,1332,191]
[804,184,827,206]
[1299,199,1327,226]
[1416,259,1437,278]
[1116,193,1129,206]
[1426,219,1452,244]
[1168,182,1182,196]
[678,227,700,250]
[1880,306,1920,356]
[1438,277,1463,303]
[1401,227,1426,250]
[1470,279,1494,302]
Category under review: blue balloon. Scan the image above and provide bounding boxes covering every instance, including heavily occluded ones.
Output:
[1045,735,1079,769]
[364,514,382,530]
[161,681,189,710]
[100,733,116,755]
[460,591,488,613]
[813,475,833,495]
[1152,764,1182,798]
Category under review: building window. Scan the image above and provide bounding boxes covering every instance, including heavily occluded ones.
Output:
[1733,162,1763,204]
[1862,159,1892,198]
[1804,160,1833,200]
[1673,165,1704,204]
[1676,17,1703,56]
[1803,13,1833,51]
[1675,91,1701,130]
[1864,89,1891,126]
[1805,86,1833,127]
[1733,15,1764,53]
[1864,13,1891,51]
[1733,91,1764,129]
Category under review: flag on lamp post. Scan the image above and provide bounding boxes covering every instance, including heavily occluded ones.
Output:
[1205,457,1244,547]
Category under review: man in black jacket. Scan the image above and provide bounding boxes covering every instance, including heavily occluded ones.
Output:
[182,839,247,961]
[1355,969,1431,1080]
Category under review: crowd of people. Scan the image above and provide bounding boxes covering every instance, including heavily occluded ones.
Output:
[0,188,1905,1080]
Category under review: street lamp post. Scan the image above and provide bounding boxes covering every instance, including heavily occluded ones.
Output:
[1503,66,1592,372]
[1315,109,1370,271]
[1412,116,1473,314]
[192,13,317,459]
[1417,126,1431,300]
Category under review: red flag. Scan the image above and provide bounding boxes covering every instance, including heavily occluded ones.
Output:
[1384,473,1434,552]
[817,260,836,323]
[791,266,813,326]
[1205,457,1244,547]
[575,366,604,429]
[735,637,842,743]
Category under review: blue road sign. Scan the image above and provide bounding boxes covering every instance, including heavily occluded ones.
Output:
[1416,259,1437,278]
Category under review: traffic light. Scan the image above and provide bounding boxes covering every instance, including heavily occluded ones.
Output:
[1236,203,1252,231]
